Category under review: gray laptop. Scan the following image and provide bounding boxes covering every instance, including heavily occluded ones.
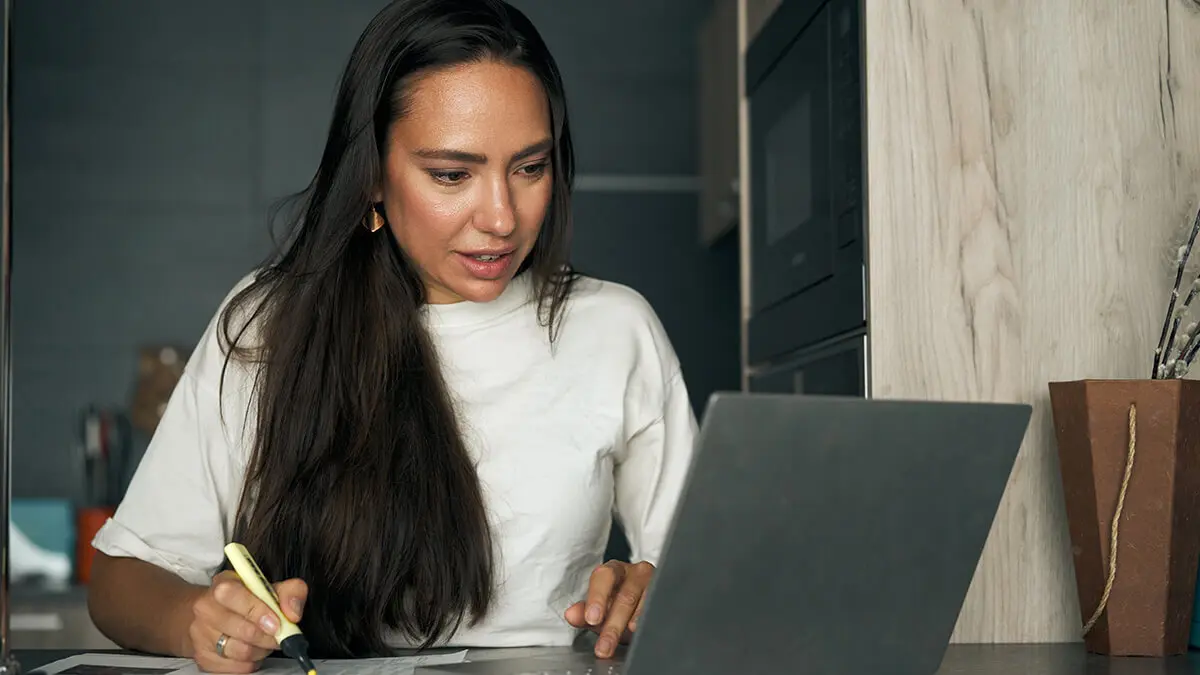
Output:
[417,392,1032,675]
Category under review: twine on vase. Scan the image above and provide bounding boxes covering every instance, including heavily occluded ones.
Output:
[1081,403,1138,636]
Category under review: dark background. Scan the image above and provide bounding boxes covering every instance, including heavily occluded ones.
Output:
[10,0,740,511]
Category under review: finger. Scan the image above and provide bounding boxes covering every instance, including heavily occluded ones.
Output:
[193,651,260,675]
[563,600,589,628]
[190,623,268,674]
[209,577,283,647]
[208,629,272,665]
[628,592,647,633]
[273,578,309,623]
[584,561,625,627]
[594,570,647,658]
[195,594,279,652]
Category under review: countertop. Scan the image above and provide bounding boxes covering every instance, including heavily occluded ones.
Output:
[15,644,1200,674]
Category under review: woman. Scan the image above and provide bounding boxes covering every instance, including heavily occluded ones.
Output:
[85,0,696,672]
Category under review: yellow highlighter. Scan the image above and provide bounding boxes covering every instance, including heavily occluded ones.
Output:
[223,542,318,675]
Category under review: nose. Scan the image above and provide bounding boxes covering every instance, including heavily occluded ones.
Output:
[476,177,517,236]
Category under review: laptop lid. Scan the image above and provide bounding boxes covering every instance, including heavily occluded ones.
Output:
[623,393,1031,675]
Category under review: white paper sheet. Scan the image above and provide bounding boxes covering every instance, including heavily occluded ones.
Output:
[33,653,192,675]
[33,651,469,675]
[270,654,468,675]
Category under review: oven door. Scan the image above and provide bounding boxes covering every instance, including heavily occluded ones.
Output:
[748,3,833,314]
[748,332,866,397]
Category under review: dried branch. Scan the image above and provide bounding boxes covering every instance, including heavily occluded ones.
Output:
[1182,331,1200,376]
[1155,204,1200,378]
[1165,282,1200,365]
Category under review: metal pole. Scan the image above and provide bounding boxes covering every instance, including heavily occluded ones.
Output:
[0,0,16,668]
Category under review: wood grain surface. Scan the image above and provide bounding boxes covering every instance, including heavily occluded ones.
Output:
[864,0,1200,643]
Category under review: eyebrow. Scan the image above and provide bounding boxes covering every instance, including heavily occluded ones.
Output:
[411,138,553,165]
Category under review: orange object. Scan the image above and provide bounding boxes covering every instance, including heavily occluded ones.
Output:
[75,506,115,584]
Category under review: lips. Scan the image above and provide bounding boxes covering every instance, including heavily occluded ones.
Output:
[456,250,516,280]
[459,249,515,260]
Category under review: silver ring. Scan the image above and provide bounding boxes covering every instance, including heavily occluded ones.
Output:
[215,634,229,658]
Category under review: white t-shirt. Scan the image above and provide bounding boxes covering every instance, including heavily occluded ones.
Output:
[92,270,698,649]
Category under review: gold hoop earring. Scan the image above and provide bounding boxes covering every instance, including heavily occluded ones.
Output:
[365,205,385,233]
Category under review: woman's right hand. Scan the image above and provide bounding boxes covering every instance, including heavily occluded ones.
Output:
[188,570,308,673]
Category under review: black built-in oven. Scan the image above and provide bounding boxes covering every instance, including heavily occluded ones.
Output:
[745,0,865,380]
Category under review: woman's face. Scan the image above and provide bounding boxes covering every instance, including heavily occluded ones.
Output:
[378,60,554,305]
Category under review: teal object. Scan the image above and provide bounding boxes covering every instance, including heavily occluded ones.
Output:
[1192,562,1200,649]
[10,498,74,558]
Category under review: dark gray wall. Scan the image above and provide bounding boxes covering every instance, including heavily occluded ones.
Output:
[11,0,739,500]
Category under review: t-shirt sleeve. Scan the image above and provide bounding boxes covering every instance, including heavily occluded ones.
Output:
[91,281,256,587]
[602,284,699,567]
[613,368,698,567]
[91,373,239,586]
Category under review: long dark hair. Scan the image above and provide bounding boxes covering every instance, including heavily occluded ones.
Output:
[216,0,575,657]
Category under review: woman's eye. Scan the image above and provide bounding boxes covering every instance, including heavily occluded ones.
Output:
[518,162,548,178]
[430,170,468,184]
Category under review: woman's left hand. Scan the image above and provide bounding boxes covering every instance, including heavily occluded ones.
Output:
[564,560,655,659]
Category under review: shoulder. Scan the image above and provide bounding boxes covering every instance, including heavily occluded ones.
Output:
[566,275,659,320]
[559,275,681,383]
[137,270,267,470]
[565,276,669,340]
[184,270,267,396]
